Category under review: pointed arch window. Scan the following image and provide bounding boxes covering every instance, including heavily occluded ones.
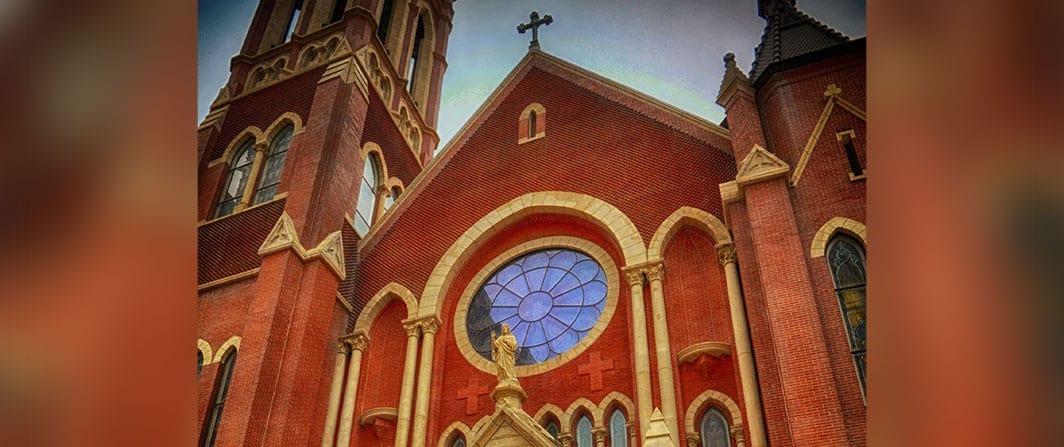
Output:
[609,409,628,447]
[407,15,425,95]
[202,350,238,447]
[328,0,346,24]
[450,434,466,447]
[543,418,560,439]
[252,124,293,205]
[699,407,730,447]
[197,351,204,376]
[215,139,256,218]
[575,415,593,447]
[383,186,401,211]
[528,110,537,139]
[377,0,395,46]
[519,103,546,143]
[827,234,867,395]
[354,153,382,235]
[282,0,304,44]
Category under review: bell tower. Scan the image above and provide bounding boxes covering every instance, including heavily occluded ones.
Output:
[196,2,454,447]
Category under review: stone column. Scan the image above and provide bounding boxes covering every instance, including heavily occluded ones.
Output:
[321,340,352,447]
[235,141,268,212]
[623,267,654,438]
[592,428,607,447]
[684,433,699,447]
[717,245,766,447]
[395,320,422,447]
[558,433,573,447]
[410,317,441,447]
[645,262,680,446]
[730,424,747,447]
[335,334,368,447]
[626,423,637,447]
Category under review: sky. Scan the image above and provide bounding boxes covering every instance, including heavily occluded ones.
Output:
[198,0,865,149]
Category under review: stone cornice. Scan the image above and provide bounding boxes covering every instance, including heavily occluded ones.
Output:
[257,211,346,280]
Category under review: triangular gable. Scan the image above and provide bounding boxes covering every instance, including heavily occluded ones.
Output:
[358,50,731,254]
[736,144,790,186]
[470,406,559,447]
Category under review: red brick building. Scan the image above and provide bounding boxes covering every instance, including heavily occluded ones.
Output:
[196,1,866,446]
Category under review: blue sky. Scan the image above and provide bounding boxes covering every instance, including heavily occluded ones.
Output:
[198,0,865,148]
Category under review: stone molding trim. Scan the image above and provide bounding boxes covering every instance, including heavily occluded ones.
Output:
[197,339,214,365]
[360,407,399,425]
[213,335,242,364]
[207,113,306,167]
[336,292,356,315]
[436,421,473,447]
[647,207,732,260]
[198,105,229,131]
[790,83,867,185]
[518,102,547,144]
[319,56,369,99]
[417,191,646,319]
[597,391,637,421]
[676,342,732,364]
[532,403,566,425]
[353,282,420,333]
[257,211,346,280]
[229,33,354,103]
[562,397,601,430]
[355,43,435,164]
[452,236,620,377]
[809,217,867,258]
[736,144,790,186]
[683,389,743,434]
[198,268,261,291]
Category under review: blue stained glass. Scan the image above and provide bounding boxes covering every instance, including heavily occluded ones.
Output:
[467,248,609,365]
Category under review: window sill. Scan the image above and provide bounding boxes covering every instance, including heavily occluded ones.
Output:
[849,171,866,181]
[199,192,289,227]
[518,133,545,145]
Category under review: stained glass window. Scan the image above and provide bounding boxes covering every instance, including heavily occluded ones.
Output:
[827,235,867,395]
[544,419,560,439]
[215,139,256,218]
[467,248,608,365]
[252,124,293,205]
[575,415,593,447]
[699,407,729,447]
[609,409,628,447]
[354,154,381,236]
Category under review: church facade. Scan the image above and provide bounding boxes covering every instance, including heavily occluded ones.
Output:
[196,1,867,447]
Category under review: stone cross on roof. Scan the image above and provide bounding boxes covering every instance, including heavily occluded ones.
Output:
[516,10,553,50]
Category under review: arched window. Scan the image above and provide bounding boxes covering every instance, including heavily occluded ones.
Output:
[407,15,425,95]
[215,139,256,218]
[450,434,466,447]
[282,0,304,44]
[827,234,867,394]
[377,0,395,45]
[543,418,560,439]
[384,186,400,211]
[528,110,537,139]
[328,0,346,24]
[252,124,293,205]
[609,409,628,447]
[699,407,730,447]
[354,153,382,235]
[202,350,238,447]
[197,351,203,376]
[575,414,593,447]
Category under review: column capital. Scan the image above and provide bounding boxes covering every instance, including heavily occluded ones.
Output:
[716,244,737,266]
[622,268,644,287]
[592,428,608,444]
[643,261,665,283]
[402,320,422,337]
[342,332,369,352]
[254,141,269,153]
[416,316,442,335]
[730,424,746,443]
[685,433,701,447]
[626,422,637,438]
[558,434,574,447]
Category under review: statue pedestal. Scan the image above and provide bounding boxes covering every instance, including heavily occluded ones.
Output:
[490,379,528,410]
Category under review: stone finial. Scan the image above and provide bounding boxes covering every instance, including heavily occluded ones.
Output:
[716,51,754,107]
[724,52,736,67]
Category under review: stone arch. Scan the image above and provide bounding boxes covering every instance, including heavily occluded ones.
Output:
[213,335,241,363]
[597,391,636,422]
[360,142,390,180]
[263,112,305,141]
[562,397,600,430]
[197,338,213,365]
[647,207,732,261]
[406,2,436,109]
[353,282,419,333]
[419,191,646,319]
[437,421,472,447]
[684,389,742,434]
[810,217,867,258]
[383,177,405,193]
[533,403,566,426]
[212,127,265,166]
[519,102,547,142]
